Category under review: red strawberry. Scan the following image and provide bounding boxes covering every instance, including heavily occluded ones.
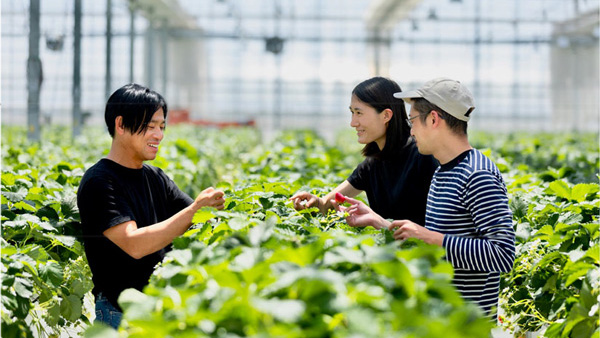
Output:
[335,192,346,203]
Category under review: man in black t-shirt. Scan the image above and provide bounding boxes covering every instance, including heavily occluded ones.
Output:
[77,83,226,329]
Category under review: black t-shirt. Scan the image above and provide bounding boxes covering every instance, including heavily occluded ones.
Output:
[77,159,193,309]
[347,140,438,224]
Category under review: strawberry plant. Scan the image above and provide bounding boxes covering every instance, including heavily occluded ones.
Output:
[2,125,598,338]
[2,147,94,337]
[501,175,599,337]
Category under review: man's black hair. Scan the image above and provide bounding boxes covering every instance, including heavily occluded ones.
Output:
[105,83,168,137]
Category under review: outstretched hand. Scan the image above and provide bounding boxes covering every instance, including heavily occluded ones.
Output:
[332,195,388,229]
[388,220,444,246]
[195,187,226,210]
[289,191,320,211]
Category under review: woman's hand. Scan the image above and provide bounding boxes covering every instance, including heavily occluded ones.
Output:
[289,191,321,211]
[333,195,390,230]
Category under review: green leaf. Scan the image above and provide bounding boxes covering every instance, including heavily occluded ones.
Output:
[40,261,64,286]
[45,301,61,326]
[567,248,586,262]
[548,180,571,200]
[70,279,86,298]
[565,267,592,287]
[36,205,60,221]
[251,297,305,322]
[36,220,58,232]
[584,245,599,263]
[13,277,33,298]
[372,260,414,296]
[13,201,36,212]
[510,195,528,219]
[60,294,82,322]
[258,196,274,210]
[12,295,31,319]
[571,183,599,202]
[83,323,119,338]
[230,247,260,271]
[534,225,554,241]
[228,216,251,231]
[571,319,595,338]
[2,187,28,203]
[248,219,274,246]
[166,249,193,266]
[53,161,76,173]
[52,235,77,248]
[118,288,156,320]
[562,304,588,336]
[579,280,595,310]
[1,172,16,186]
[346,307,378,334]
[192,208,215,224]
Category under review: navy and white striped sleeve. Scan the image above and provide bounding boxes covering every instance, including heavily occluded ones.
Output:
[442,170,515,273]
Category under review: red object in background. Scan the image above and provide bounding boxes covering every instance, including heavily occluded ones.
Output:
[335,192,346,203]
[168,109,255,128]
[168,109,191,124]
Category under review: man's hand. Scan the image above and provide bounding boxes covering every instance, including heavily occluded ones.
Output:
[289,191,321,211]
[333,196,389,230]
[194,187,225,210]
[388,220,444,246]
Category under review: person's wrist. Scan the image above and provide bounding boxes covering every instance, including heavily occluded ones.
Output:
[193,200,204,211]
[374,217,390,230]
[315,197,325,214]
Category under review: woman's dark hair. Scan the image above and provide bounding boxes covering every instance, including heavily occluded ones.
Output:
[105,83,168,138]
[352,77,410,158]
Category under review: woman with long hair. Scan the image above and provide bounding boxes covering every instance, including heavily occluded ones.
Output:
[290,77,438,226]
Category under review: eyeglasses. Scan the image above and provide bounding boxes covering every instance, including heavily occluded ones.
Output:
[406,112,430,128]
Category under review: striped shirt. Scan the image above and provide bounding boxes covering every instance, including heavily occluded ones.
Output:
[425,149,515,318]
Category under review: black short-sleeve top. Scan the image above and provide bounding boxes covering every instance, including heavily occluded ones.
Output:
[347,140,438,224]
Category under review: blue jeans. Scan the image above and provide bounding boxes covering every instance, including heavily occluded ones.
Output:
[95,293,122,329]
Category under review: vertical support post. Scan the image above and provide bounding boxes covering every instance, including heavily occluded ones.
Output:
[146,25,155,89]
[274,53,282,129]
[73,0,82,138]
[371,29,382,75]
[273,1,282,130]
[511,3,520,129]
[161,21,168,96]
[105,0,112,99]
[27,0,41,141]
[473,0,481,106]
[129,4,135,83]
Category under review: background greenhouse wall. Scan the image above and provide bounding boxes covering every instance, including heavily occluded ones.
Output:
[1,0,598,140]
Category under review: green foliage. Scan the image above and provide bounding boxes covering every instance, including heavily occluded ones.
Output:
[120,211,490,337]
[1,136,94,337]
[500,173,599,337]
[2,125,599,337]
[470,132,599,184]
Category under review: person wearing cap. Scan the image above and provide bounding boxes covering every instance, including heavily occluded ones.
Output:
[336,78,515,320]
[290,77,438,226]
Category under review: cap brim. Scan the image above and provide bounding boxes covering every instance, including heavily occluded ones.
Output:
[393,90,423,101]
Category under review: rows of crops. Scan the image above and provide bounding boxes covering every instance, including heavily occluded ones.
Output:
[1,125,598,338]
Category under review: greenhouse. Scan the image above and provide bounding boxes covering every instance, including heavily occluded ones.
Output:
[1,1,599,338]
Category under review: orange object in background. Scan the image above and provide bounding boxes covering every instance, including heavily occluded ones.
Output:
[168,109,255,128]
[168,109,192,124]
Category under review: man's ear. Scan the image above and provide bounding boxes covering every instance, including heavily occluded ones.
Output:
[383,108,393,123]
[114,116,125,135]
[430,110,440,127]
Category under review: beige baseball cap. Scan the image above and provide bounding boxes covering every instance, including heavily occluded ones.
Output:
[393,77,475,122]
